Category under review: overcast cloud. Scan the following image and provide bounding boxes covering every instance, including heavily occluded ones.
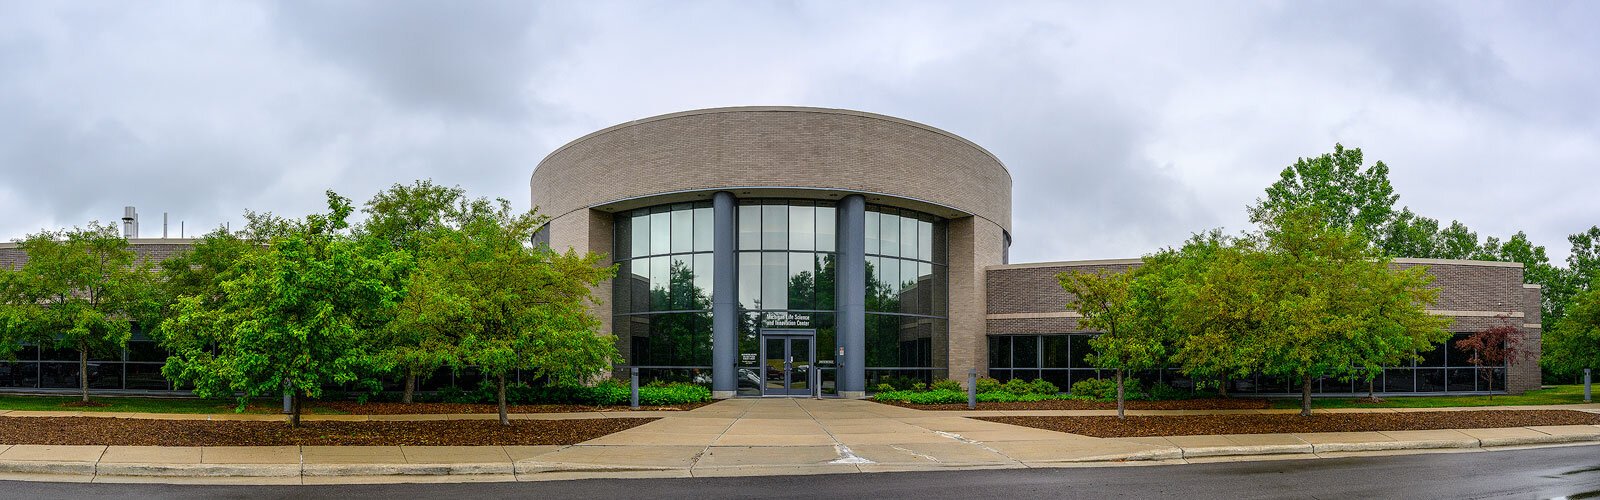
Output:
[0,1,1595,264]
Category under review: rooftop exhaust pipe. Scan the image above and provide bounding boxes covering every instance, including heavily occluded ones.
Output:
[121,206,139,239]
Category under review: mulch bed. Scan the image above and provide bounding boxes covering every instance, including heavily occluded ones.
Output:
[878,398,1272,411]
[313,401,712,415]
[0,416,656,446]
[979,410,1600,438]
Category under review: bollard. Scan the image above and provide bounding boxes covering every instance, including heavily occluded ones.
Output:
[282,379,292,414]
[968,368,977,410]
[1586,369,1592,403]
[631,367,640,410]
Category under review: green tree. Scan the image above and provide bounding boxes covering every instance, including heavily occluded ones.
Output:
[1545,286,1600,377]
[418,198,617,425]
[1159,232,1265,397]
[1249,143,1398,245]
[0,223,153,403]
[1251,207,1451,416]
[1058,269,1167,419]
[361,180,466,403]
[160,192,408,427]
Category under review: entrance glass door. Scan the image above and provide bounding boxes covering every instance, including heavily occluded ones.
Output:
[761,335,813,396]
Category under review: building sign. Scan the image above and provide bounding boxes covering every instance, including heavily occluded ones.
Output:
[761,312,812,328]
[741,353,757,363]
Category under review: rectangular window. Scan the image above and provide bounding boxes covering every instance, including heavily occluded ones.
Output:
[693,253,713,309]
[789,252,814,310]
[1042,335,1070,368]
[739,252,761,309]
[649,211,670,255]
[918,220,933,261]
[880,257,899,306]
[738,205,760,250]
[1013,336,1038,368]
[816,206,836,252]
[864,211,879,255]
[762,252,787,310]
[900,214,917,260]
[879,213,900,257]
[789,205,815,251]
[670,255,690,310]
[631,213,650,259]
[762,204,787,250]
[650,255,670,311]
[693,207,714,252]
[671,208,693,254]
[900,259,920,314]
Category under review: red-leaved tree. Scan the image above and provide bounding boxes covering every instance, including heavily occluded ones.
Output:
[1453,317,1533,398]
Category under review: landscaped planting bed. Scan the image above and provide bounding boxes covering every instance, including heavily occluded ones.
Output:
[0,416,655,446]
[978,410,1600,438]
[878,398,1270,411]
[313,401,711,414]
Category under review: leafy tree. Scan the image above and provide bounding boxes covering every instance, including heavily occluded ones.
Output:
[1545,286,1600,378]
[417,198,617,425]
[160,192,408,427]
[1159,232,1265,397]
[1250,207,1451,416]
[1453,319,1530,397]
[1059,269,1167,419]
[361,180,466,403]
[1249,143,1397,245]
[0,223,153,403]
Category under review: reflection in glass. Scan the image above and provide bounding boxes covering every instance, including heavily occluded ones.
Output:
[762,204,787,250]
[762,252,787,311]
[880,212,899,258]
[817,206,836,252]
[693,207,713,252]
[671,207,692,253]
[789,205,814,251]
[650,211,669,255]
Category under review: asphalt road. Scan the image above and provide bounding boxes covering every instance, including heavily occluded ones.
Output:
[8,445,1600,499]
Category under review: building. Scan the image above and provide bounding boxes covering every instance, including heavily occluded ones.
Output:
[530,106,1543,398]
[0,106,1543,396]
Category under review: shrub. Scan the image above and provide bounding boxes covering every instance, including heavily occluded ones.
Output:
[638,382,711,405]
[875,383,896,393]
[975,377,1002,394]
[1070,378,1117,401]
[930,379,963,392]
[1028,378,1059,396]
[1002,378,1033,396]
[912,382,928,392]
[873,389,965,404]
[976,391,1018,403]
[878,375,920,391]
[1146,382,1189,401]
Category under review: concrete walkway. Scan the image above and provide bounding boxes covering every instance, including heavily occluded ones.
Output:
[3,398,1600,484]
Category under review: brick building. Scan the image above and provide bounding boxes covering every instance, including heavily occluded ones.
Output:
[0,106,1542,396]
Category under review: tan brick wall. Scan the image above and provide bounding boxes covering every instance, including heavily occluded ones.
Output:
[544,209,616,344]
[946,216,1006,380]
[530,107,1012,232]
[984,258,1543,393]
[0,239,199,270]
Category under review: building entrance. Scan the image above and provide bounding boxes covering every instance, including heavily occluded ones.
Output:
[760,330,815,396]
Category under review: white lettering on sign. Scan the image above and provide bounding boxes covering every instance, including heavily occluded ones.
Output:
[741,353,757,363]
[761,312,813,328]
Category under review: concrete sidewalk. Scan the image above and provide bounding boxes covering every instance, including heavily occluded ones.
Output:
[3,398,1600,484]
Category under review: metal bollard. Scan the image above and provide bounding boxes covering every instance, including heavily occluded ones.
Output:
[1586,369,1592,403]
[282,379,292,414]
[968,368,977,410]
[631,367,640,410]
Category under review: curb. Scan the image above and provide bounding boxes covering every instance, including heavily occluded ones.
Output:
[0,432,1596,482]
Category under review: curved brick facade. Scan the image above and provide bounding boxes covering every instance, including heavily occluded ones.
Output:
[530,106,1012,231]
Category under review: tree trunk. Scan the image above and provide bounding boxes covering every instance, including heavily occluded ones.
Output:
[1368,378,1376,400]
[78,342,89,403]
[1300,375,1313,417]
[402,368,416,404]
[497,374,509,426]
[289,392,301,428]
[1115,369,1125,420]
[1217,377,1229,398]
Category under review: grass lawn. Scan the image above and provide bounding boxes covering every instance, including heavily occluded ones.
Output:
[0,394,345,415]
[1269,385,1594,410]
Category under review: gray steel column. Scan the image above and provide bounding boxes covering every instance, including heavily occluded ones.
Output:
[837,194,867,398]
[711,191,738,399]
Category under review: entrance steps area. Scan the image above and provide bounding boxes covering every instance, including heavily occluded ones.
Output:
[2,398,1600,484]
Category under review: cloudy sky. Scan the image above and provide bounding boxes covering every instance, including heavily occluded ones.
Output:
[1,1,1595,264]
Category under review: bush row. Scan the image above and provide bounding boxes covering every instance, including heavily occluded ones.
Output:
[872,377,1193,404]
[431,379,710,406]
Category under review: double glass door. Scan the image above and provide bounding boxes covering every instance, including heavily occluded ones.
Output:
[761,334,814,396]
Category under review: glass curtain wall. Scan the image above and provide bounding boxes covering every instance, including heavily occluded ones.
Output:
[736,199,838,396]
[864,206,948,388]
[613,202,716,385]
[988,333,1507,394]
[0,326,170,391]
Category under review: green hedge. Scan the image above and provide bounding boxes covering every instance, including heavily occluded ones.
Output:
[430,379,709,406]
